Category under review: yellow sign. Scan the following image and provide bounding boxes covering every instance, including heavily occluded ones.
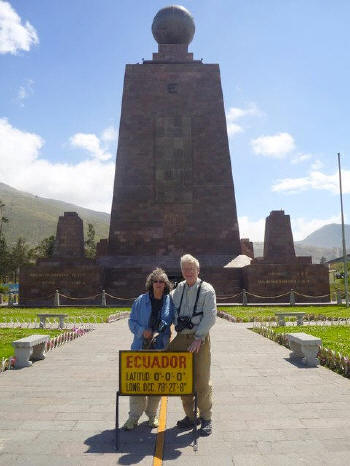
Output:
[119,351,193,395]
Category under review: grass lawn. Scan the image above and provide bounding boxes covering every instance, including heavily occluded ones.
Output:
[0,307,130,323]
[218,305,350,322]
[269,325,350,358]
[1,305,349,323]
[0,328,63,360]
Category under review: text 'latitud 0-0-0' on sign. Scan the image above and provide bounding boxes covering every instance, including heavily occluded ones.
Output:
[119,351,193,396]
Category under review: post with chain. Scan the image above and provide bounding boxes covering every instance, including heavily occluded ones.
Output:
[336,290,342,305]
[54,290,60,307]
[289,289,295,306]
[101,290,107,307]
[242,289,248,306]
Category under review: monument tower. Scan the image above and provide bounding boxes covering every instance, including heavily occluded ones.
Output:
[102,5,242,294]
[19,6,330,304]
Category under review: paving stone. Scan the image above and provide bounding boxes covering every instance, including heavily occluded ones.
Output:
[257,439,326,455]
[263,452,328,466]
[2,318,350,465]
[231,454,268,466]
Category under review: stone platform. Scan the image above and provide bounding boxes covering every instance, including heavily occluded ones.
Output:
[1,319,350,465]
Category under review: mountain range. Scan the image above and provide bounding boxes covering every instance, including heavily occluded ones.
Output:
[299,223,350,249]
[0,182,109,247]
[0,182,346,262]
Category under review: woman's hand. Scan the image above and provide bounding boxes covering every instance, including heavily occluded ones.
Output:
[143,329,153,339]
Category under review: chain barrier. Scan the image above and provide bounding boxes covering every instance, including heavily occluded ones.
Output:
[293,291,331,299]
[10,288,345,305]
[105,292,137,301]
[59,293,100,300]
[216,292,242,300]
[19,294,55,302]
[245,291,290,299]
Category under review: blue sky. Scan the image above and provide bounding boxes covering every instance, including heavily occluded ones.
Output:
[1,0,350,242]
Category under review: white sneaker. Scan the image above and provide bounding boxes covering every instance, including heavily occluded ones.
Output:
[148,416,159,428]
[122,417,138,430]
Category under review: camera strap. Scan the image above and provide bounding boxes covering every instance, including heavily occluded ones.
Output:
[177,279,203,318]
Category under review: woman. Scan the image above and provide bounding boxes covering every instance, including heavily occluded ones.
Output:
[123,268,174,430]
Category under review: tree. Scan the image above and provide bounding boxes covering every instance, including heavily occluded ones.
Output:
[85,223,96,258]
[0,235,10,282]
[9,238,34,283]
[0,200,10,281]
[0,200,8,237]
[34,235,56,258]
[320,256,327,264]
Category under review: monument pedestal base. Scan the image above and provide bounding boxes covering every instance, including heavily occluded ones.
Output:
[242,263,330,303]
[19,262,104,306]
[101,256,243,305]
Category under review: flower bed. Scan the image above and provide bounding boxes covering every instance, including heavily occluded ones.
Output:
[253,325,350,378]
[0,326,92,375]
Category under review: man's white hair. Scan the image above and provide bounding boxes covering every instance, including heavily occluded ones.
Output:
[180,254,200,270]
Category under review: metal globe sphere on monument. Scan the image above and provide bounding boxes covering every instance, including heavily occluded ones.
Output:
[152,5,195,45]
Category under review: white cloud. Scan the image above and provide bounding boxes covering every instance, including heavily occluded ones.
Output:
[16,79,34,107]
[238,216,266,242]
[239,213,342,242]
[0,1,39,54]
[70,132,113,161]
[251,132,295,158]
[292,215,341,241]
[311,159,324,170]
[227,122,243,137]
[271,169,350,194]
[0,118,115,212]
[226,103,262,137]
[291,153,312,164]
[101,125,117,143]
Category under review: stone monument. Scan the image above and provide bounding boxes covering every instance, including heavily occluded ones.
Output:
[19,7,330,305]
[240,238,254,259]
[53,212,85,258]
[20,213,102,305]
[242,211,330,302]
[263,210,297,262]
[100,5,242,298]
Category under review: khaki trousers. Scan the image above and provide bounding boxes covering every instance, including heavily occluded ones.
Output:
[167,333,212,421]
[128,395,161,421]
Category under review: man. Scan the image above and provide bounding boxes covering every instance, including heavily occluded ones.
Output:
[168,254,216,436]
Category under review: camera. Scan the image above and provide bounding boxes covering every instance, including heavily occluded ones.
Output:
[175,316,194,332]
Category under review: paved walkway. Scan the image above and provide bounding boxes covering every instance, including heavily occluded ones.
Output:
[1,319,350,465]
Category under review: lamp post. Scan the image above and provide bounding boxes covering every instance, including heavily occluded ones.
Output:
[337,152,349,307]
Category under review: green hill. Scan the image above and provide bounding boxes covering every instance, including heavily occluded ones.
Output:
[0,183,110,247]
[299,223,350,249]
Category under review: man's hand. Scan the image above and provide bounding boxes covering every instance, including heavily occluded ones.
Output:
[187,338,202,353]
[143,329,153,339]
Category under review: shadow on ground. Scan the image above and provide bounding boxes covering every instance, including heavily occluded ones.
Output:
[284,357,317,369]
[84,424,194,464]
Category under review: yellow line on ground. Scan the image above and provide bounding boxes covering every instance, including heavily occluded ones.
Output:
[153,396,168,466]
